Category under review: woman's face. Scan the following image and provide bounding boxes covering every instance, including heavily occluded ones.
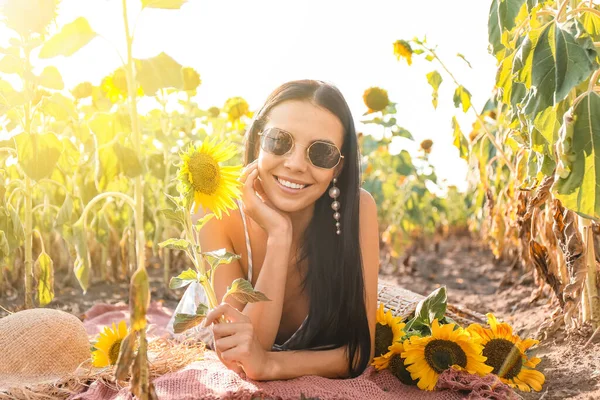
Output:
[256,100,345,214]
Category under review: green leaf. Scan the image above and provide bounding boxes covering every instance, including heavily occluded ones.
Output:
[456,53,472,68]
[0,231,9,260]
[159,207,187,227]
[532,105,562,152]
[39,17,97,58]
[498,0,525,32]
[142,0,188,9]
[159,238,193,251]
[202,248,241,269]
[194,213,215,231]
[554,93,600,219]
[130,268,150,331]
[583,9,600,40]
[113,143,143,178]
[223,278,271,305]
[55,194,74,227]
[523,21,599,116]
[391,127,414,140]
[169,268,198,289]
[173,303,208,334]
[38,66,64,90]
[452,117,469,160]
[416,286,448,325]
[35,251,54,306]
[40,92,77,120]
[72,220,90,292]
[135,52,184,95]
[488,0,502,54]
[0,54,22,74]
[497,51,515,104]
[426,70,443,109]
[395,150,415,176]
[13,132,63,181]
[453,86,471,113]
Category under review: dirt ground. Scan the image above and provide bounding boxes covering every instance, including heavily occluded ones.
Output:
[379,236,600,400]
[1,235,599,399]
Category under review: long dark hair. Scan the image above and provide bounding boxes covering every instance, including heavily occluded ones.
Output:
[244,80,370,377]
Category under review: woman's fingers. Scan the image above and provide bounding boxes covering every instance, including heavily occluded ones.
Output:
[213,332,241,352]
[212,321,252,338]
[204,302,249,327]
[239,161,258,184]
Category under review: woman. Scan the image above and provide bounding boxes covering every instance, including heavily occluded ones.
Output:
[200,80,379,381]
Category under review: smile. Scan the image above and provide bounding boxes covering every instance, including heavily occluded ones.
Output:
[274,175,310,191]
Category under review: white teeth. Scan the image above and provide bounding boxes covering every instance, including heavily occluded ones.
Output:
[277,177,306,189]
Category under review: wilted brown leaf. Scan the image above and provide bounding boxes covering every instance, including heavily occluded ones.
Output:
[522,175,555,221]
[552,200,586,309]
[115,331,138,381]
[529,240,564,307]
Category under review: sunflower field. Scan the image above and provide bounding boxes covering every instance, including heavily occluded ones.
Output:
[1,0,600,399]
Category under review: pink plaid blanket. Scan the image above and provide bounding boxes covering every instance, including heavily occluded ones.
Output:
[72,303,514,400]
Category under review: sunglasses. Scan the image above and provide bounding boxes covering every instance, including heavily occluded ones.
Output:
[258,127,344,169]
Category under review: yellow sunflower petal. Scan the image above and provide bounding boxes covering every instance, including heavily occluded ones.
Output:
[518,369,545,391]
[524,357,541,368]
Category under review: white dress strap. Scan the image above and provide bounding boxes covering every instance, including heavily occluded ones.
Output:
[237,200,253,282]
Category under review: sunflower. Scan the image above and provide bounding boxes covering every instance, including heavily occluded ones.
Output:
[177,139,242,218]
[393,40,413,65]
[362,87,389,113]
[182,67,201,92]
[223,97,251,121]
[467,313,545,392]
[372,341,418,385]
[374,303,406,357]
[91,320,128,367]
[401,319,493,391]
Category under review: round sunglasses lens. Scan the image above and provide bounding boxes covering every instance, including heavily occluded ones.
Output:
[261,129,292,155]
[308,142,340,169]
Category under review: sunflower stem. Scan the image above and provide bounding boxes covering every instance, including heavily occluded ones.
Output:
[122,0,150,397]
[580,218,600,329]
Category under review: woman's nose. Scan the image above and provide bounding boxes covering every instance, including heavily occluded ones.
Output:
[283,144,309,172]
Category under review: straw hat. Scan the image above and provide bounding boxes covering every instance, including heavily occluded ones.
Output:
[0,308,90,391]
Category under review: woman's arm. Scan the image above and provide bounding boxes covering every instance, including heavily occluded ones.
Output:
[199,161,293,351]
[359,189,380,361]
[205,189,380,380]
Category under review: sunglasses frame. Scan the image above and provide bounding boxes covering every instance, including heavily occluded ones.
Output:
[257,127,344,170]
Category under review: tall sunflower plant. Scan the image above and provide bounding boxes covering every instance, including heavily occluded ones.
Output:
[373,286,545,393]
[159,139,270,334]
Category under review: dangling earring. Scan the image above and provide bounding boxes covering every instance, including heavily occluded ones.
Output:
[329,178,341,235]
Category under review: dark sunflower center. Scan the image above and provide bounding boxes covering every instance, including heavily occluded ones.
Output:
[108,339,123,365]
[188,152,220,195]
[483,338,523,379]
[424,339,467,373]
[389,354,418,385]
[375,323,393,356]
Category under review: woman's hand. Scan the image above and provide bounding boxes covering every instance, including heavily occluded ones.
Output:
[204,303,274,381]
[239,161,292,237]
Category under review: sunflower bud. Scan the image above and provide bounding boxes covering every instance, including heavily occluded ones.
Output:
[224,97,250,121]
[182,67,201,92]
[72,82,93,99]
[420,139,433,153]
[207,106,220,118]
[393,40,413,66]
[363,87,389,113]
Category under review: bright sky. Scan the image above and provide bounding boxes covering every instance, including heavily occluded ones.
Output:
[1,0,498,191]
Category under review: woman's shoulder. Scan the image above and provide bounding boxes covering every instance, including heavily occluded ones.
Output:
[192,204,244,239]
[359,188,376,212]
